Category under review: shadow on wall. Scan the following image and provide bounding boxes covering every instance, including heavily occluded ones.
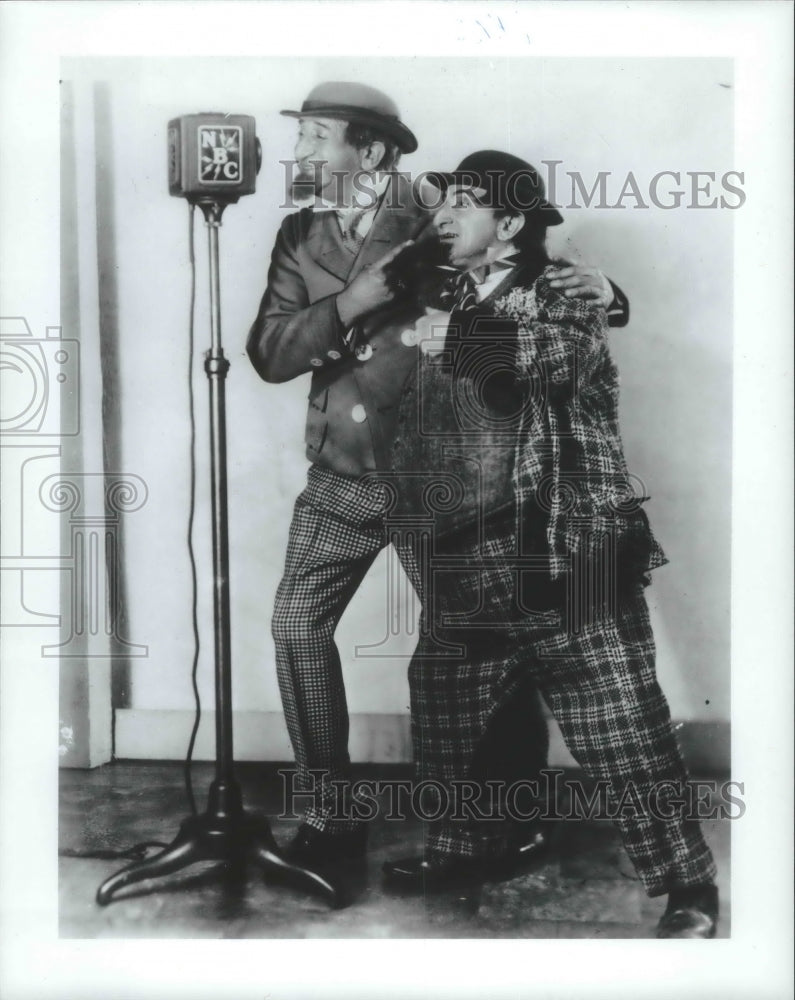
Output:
[555,215,732,717]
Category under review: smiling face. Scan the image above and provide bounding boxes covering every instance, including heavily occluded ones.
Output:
[292,117,365,203]
[434,185,519,271]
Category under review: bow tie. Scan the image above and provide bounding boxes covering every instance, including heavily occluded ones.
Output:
[437,256,518,311]
[438,270,479,312]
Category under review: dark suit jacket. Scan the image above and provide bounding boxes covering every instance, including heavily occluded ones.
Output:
[247,173,435,477]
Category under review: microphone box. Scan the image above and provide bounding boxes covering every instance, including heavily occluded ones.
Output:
[168,113,259,202]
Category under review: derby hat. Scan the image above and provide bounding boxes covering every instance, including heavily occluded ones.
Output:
[430,149,563,225]
[281,81,418,154]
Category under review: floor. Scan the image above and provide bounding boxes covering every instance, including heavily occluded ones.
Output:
[59,761,730,939]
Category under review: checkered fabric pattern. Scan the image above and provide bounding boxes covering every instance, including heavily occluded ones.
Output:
[404,524,716,896]
[394,526,563,858]
[494,267,668,579]
[272,465,553,836]
[271,464,389,833]
[390,267,714,893]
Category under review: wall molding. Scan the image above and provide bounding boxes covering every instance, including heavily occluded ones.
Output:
[113,709,729,773]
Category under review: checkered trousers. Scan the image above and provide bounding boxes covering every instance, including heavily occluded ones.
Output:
[404,527,717,896]
[271,464,389,834]
[272,465,551,835]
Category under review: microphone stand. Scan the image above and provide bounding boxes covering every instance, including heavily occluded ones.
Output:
[97,199,340,907]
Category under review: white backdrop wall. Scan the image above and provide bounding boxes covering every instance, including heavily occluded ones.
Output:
[61,56,733,762]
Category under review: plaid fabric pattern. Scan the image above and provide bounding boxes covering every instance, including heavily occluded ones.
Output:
[494,268,668,579]
[404,525,716,895]
[396,527,556,862]
[272,464,389,833]
[272,468,550,836]
[391,270,714,893]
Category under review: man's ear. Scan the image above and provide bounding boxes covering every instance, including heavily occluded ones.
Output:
[360,141,387,171]
[498,212,525,243]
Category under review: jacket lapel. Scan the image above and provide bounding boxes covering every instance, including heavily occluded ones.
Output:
[480,257,539,306]
[304,211,356,284]
[348,173,431,281]
[303,173,431,285]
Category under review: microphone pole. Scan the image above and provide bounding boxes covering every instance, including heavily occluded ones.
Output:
[96,197,340,908]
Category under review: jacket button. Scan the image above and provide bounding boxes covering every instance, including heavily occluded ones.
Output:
[401,328,420,347]
[351,404,367,423]
[355,343,373,361]
[310,358,323,367]
[327,349,342,360]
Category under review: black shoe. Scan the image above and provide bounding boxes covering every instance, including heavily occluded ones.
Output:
[656,884,719,938]
[382,852,513,891]
[284,823,367,867]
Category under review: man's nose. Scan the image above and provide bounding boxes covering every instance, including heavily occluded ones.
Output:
[434,204,452,227]
[294,135,313,161]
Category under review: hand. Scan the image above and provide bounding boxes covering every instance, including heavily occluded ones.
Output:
[337,240,414,325]
[548,265,614,308]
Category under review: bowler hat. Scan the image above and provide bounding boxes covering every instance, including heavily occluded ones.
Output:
[430,150,563,225]
[281,81,418,154]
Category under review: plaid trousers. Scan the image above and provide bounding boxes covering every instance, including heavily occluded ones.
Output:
[271,464,389,834]
[403,524,717,896]
[272,465,550,834]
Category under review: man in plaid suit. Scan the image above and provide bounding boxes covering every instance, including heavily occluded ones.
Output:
[381,151,718,938]
[247,83,629,873]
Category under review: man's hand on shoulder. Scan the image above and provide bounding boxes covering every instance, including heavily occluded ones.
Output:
[547,264,614,309]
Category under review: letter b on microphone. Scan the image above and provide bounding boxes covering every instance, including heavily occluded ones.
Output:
[168,113,261,203]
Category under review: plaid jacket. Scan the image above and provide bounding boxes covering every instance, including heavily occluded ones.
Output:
[391,260,667,581]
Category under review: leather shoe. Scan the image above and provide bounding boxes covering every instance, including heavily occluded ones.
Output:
[284,823,367,867]
[382,852,514,891]
[656,884,718,938]
[382,823,551,891]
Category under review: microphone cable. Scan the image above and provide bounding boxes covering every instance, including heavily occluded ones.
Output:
[183,200,202,816]
[58,203,203,864]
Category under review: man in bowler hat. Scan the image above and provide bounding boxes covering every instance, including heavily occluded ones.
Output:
[380,150,718,937]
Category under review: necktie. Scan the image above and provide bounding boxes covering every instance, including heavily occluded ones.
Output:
[340,208,366,255]
[438,270,479,312]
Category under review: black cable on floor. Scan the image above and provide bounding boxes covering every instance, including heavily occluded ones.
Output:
[58,842,168,861]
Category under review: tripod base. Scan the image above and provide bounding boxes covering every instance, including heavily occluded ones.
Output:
[96,780,343,908]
